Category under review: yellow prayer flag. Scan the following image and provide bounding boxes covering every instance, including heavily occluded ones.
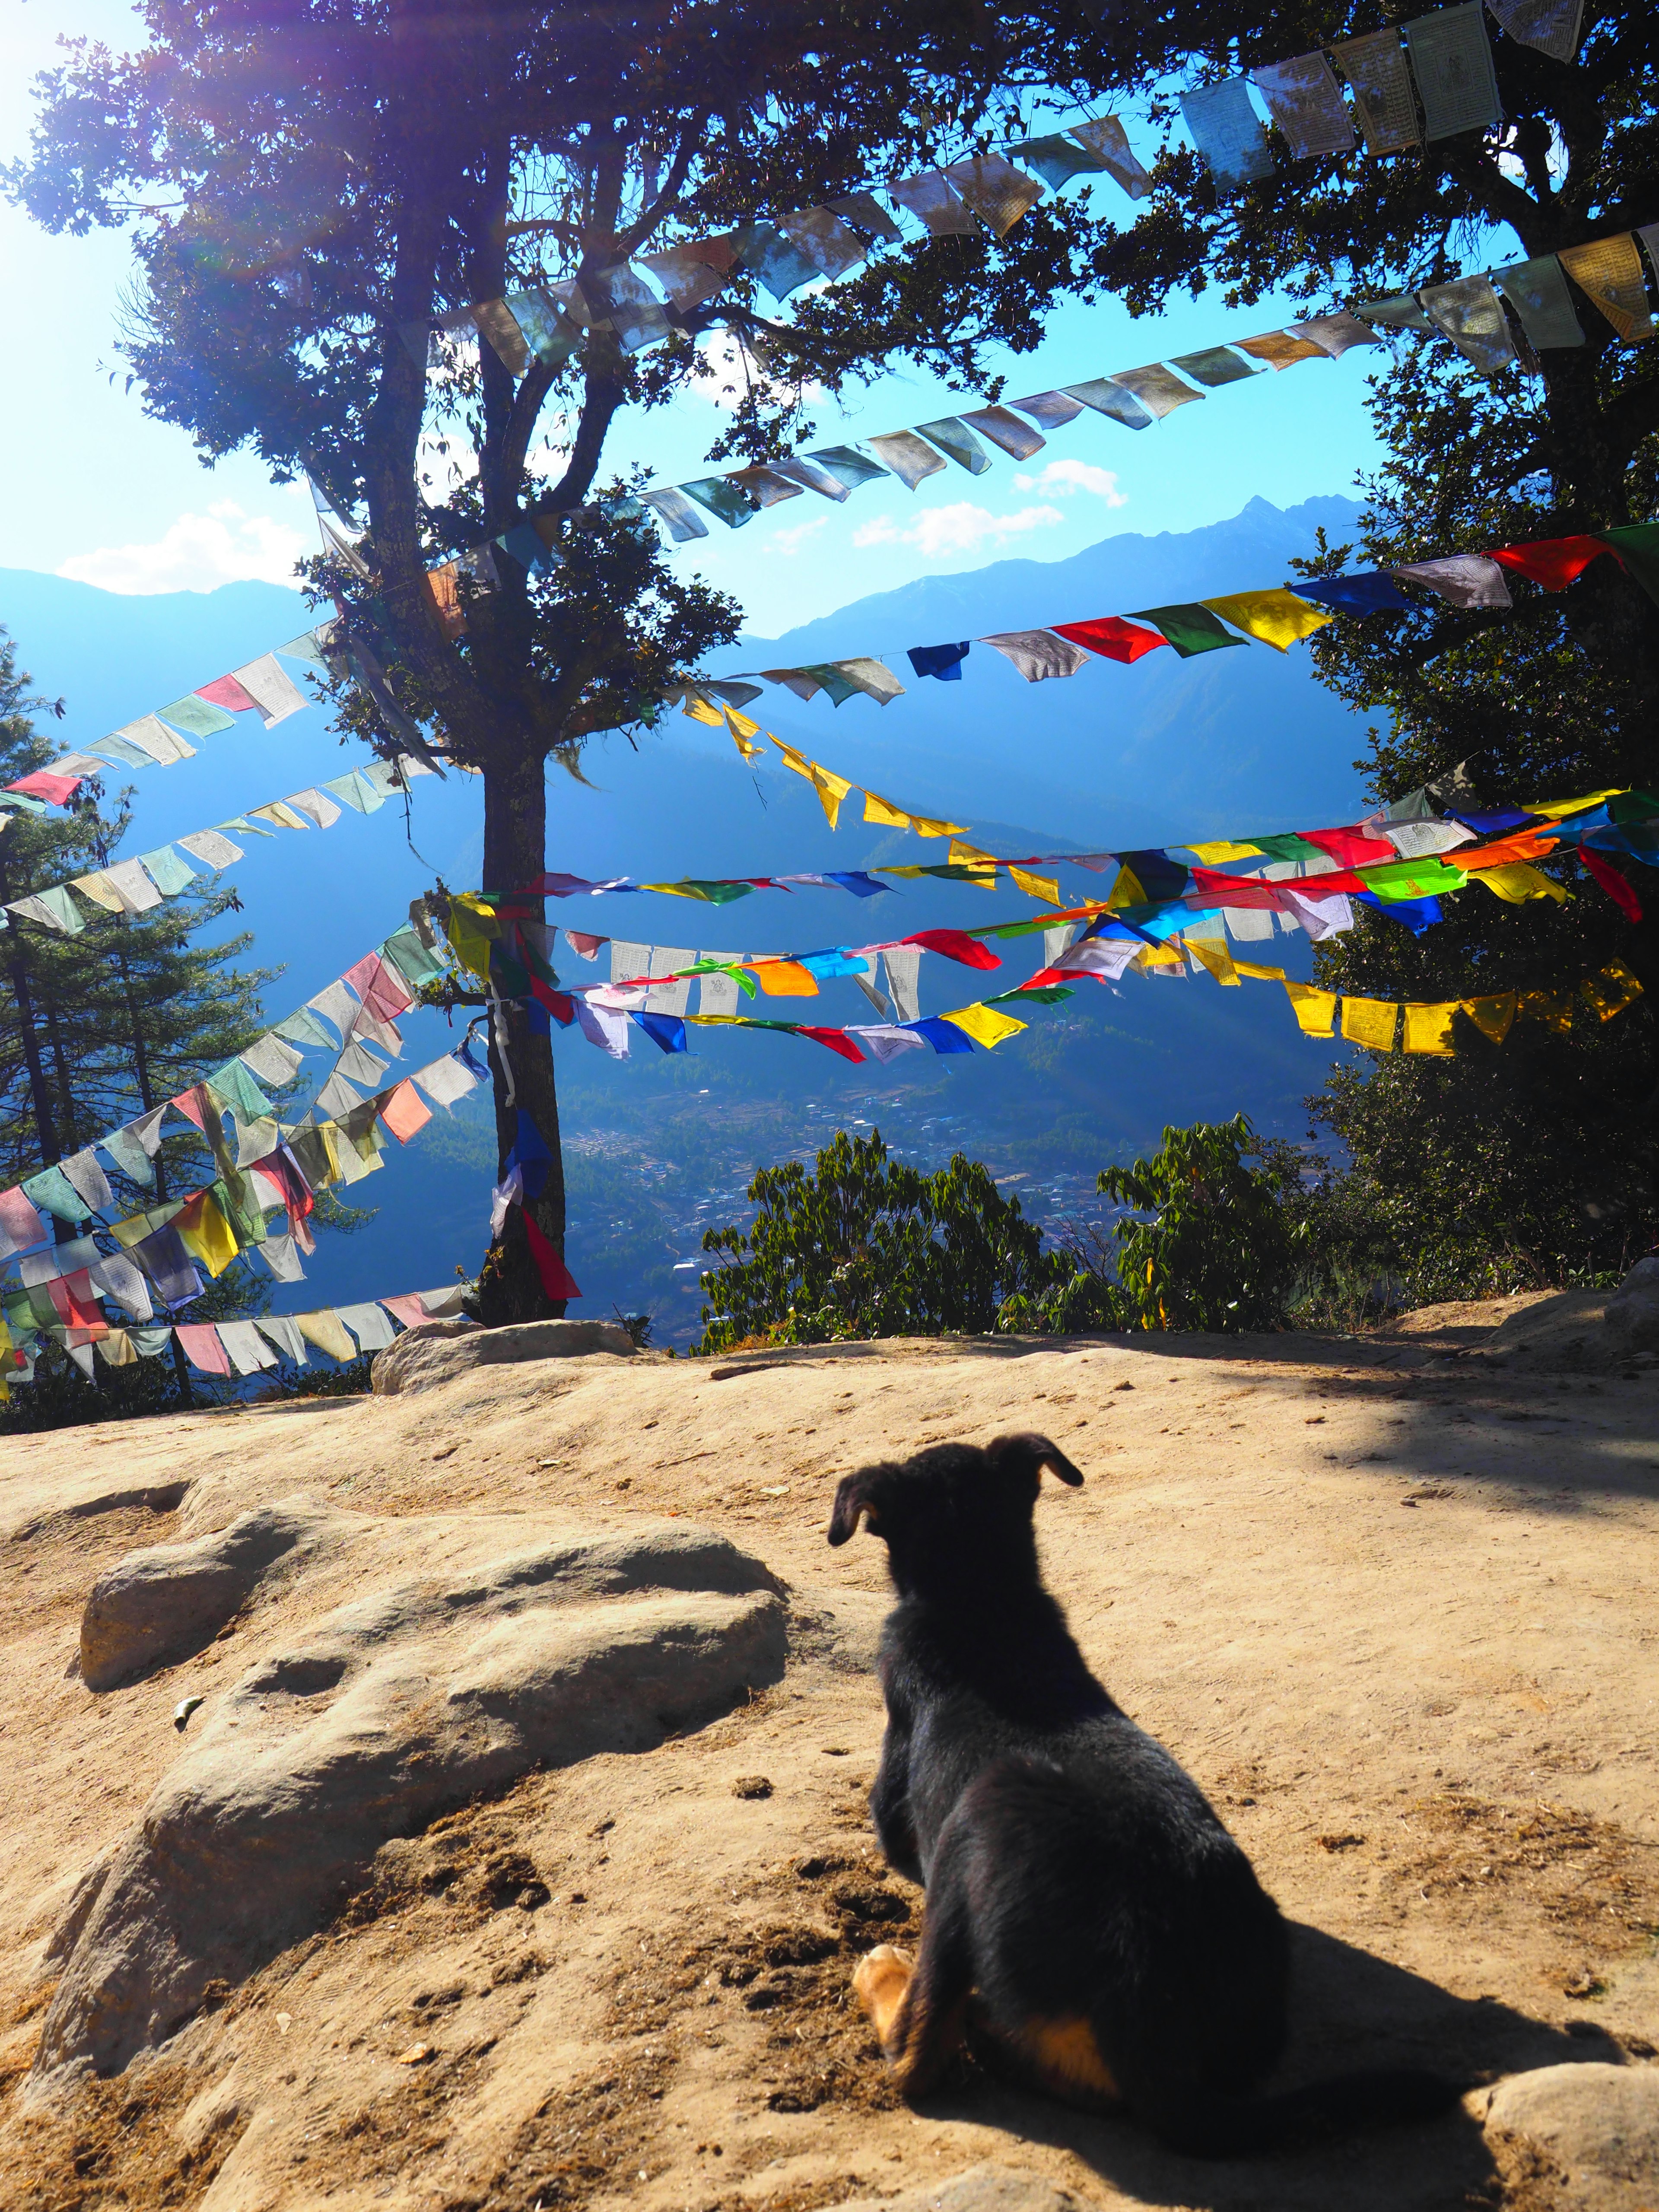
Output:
[1475,862,1568,903]
[682,693,724,727]
[1185,936,1240,986]
[249,801,311,831]
[1008,865,1062,904]
[774,741,851,829]
[1132,940,1184,972]
[1234,960,1288,982]
[940,1002,1027,1049]
[1521,990,1574,1034]
[70,873,127,913]
[1524,787,1625,818]
[1341,996,1399,1050]
[1460,992,1516,1043]
[1185,840,1264,864]
[949,839,995,865]
[722,705,764,760]
[1201,588,1334,652]
[99,1328,137,1368]
[1402,1001,1459,1054]
[1283,981,1338,1036]
[862,788,911,828]
[906,811,968,839]
[750,960,819,997]
[1106,864,1146,912]
[175,1189,239,1277]
[297,1309,359,1363]
[1583,960,1645,1021]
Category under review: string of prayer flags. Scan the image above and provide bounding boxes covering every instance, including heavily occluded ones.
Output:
[1360,222,1659,368]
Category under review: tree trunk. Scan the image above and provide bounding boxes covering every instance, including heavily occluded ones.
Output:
[474,746,567,1324]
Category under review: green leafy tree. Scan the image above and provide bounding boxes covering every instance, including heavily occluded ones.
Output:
[12,0,1122,1323]
[1056,0,1656,1283]
[1090,1114,1305,1332]
[695,1129,1072,1351]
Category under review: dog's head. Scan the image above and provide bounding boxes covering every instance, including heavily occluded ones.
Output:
[826,1433,1082,1597]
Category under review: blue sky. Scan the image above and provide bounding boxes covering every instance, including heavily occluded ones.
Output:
[0,0,1411,637]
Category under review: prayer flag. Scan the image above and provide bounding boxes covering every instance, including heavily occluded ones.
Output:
[1291,572,1414,615]
[766,457,854,501]
[1236,329,1330,370]
[905,928,1001,971]
[958,406,1047,459]
[1597,523,1659,606]
[1495,256,1585,350]
[1288,312,1382,357]
[1130,605,1243,656]
[1049,616,1167,663]
[338,1301,398,1352]
[1485,0,1583,54]
[847,1024,929,1063]
[680,477,759,528]
[1332,30,1421,153]
[1557,236,1657,342]
[908,1017,975,1054]
[0,1186,46,1260]
[941,156,1044,235]
[174,1189,238,1276]
[230,654,310,725]
[1403,1002,1460,1053]
[1582,962,1643,1020]
[1069,117,1151,198]
[642,489,711,542]
[175,1322,231,1376]
[1340,997,1400,1049]
[8,888,86,934]
[1418,276,1517,371]
[378,1079,433,1142]
[863,432,948,488]
[775,208,868,281]
[979,631,1093,682]
[1249,53,1357,156]
[23,1164,87,1222]
[159,694,237,737]
[297,1309,359,1363]
[1202,588,1334,649]
[523,1210,582,1300]
[8,769,86,804]
[218,1319,278,1374]
[1106,364,1205,418]
[1003,135,1109,190]
[940,1002,1027,1049]
[1007,389,1087,429]
[1283,982,1338,1036]
[1392,555,1513,608]
[1403,4,1502,140]
[792,1026,864,1062]
[1471,861,1567,902]
[1180,79,1275,191]
[1461,992,1516,1042]
[907,642,971,681]
[1063,378,1154,429]
[1490,535,1608,589]
[886,170,979,237]
[1169,346,1259,388]
[195,673,261,715]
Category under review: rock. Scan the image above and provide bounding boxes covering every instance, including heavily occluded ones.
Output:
[1604,1259,1659,1354]
[372,1315,636,1395]
[79,1501,336,1690]
[33,1519,786,2086]
[827,2166,1080,2212]
[1484,2063,1659,2209]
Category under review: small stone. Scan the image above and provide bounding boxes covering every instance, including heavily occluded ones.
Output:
[393,2042,434,2065]
[731,1776,772,1799]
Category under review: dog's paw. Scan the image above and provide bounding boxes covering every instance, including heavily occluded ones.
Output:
[852,1943,914,2040]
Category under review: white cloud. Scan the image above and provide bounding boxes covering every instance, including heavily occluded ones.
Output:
[850,501,1065,557]
[1008,459,1127,505]
[57,500,311,594]
[768,512,829,556]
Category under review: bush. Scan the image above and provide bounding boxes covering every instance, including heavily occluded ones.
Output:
[693,1129,1074,1352]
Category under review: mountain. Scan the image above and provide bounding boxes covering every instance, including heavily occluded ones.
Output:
[0,493,1369,1345]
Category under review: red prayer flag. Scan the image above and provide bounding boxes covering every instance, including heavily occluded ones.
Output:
[529,976,577,1025]
[521,1209,582,1302]
[1301,824,1397,866]
[195,674,261,714]
[48,1270,104,1329]
[168,1086,209,1130]
[1580,846,1642,921]
[6,770,86,805]
[380,1293,432,1330]
[1489,536,1608,592]
[377,1079,432,1144]
[175,1322,231,1376]
[905,928,1002,971]
[795,1025,866,1063]
[1049,616,1169,664]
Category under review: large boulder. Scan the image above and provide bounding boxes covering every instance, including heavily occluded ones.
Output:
[1604,1258,1659,1354]
[1484,2063,1659,2209]
[79,1500,337,1690]
[372,1315,637,1395]
[35,1520,786,2087]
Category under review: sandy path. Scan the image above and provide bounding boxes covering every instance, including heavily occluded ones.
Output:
[1,1325,1656,2210]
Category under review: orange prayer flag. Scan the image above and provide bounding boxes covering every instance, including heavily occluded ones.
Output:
[378,1080,433,1144]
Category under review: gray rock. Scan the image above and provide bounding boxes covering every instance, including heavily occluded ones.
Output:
[1484,2063,1659,2209]
[1605,1259,1659,1354]
[33,1519,785,2086]
[828,2166,1080,2212]
[79,1501,336,1690]
[372,1315,636,1395]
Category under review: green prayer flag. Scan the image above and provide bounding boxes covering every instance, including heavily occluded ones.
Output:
[680,477,759,529]
[205,1058,274,1122]
[1599,523,1659,607]
[381,923,448,986]
[137,845,201,896]
[1248,834,1313,862]
[676,880,756,906]
[1129,604,1244,657]
[159,695,238,737]
[1168,346,1259,388]
[805,445,892,489]
[22,1163,87,1222]
[1003,133,1109,188]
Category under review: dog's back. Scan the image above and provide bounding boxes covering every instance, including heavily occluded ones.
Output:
[830,1432,1464,2155]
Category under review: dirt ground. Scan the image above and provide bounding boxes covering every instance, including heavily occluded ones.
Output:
[2,1307,1658,2212]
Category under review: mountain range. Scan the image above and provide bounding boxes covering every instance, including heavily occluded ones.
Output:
[0,492,1372,1344]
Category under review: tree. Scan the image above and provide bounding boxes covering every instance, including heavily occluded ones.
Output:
[696,1129,1072,1349]
[1053,1,1657,1281]
[0,627,289,1409]
[11,0,1122,1322]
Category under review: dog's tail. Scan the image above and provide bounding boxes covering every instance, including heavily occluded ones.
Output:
[1149,2067,1469,2159]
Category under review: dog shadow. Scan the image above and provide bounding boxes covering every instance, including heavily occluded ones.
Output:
[921,1920,1621,2211]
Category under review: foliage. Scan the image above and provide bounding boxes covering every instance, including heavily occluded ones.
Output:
[694,1129,1073,1351]
[1083,1115,1304,1333]
[1055,0,1657,1290]
[7,0,1127,1314]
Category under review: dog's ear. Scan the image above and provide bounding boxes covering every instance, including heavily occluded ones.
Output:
[992,1431,1085,1489]
[827,1465,887,1546]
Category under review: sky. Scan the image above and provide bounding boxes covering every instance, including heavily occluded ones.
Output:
[0,0,1414,638]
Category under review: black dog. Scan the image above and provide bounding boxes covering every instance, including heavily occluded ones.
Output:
[827,1432,1463,2157]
